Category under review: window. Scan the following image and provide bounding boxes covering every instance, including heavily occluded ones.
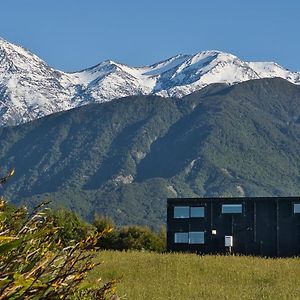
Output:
[174,232,188,243]
[190,207,205,218]
[294,203,300,213]
[174,232,205,244]
[174,206,189,218]
[189,232,205,244]
[174,206,205,218]
[222,204,242,214]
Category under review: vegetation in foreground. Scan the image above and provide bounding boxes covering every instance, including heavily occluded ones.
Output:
[0,200,116,299]
[0,197,165,298]
[88,250,300,300]
[2,168,300,299]
[0,168,165,299]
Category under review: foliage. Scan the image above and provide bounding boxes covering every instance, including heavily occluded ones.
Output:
[1,79,300,228]
[93,215,166,252]
[114,226,165,252]
[49,208,95,245]
[0,200,117,299]
[93,214,114,233]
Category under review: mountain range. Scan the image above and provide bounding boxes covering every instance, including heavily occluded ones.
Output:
[1,37,300,126]
[1,77,300,228]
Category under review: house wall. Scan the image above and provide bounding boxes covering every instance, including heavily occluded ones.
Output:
[167,197,300,257]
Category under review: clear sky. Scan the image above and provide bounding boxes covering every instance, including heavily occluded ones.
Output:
[1,0,299,72]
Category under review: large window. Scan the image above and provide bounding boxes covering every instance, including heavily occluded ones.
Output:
[174,206,189,218]
[190,207,205,218]
[174,232,205,244]
[189,232,205,244]
[174,206,205,218]
[222,204,242,214]
[294,203,300,213]
[174,232,189,243]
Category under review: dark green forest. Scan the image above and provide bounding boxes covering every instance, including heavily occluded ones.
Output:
[1,78,300,228]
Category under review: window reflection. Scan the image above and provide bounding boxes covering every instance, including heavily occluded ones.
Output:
[294,203,300,213]
[222,204,242,214]
[174,206,189,218]
[190,207,204,218]
[189,232,205,244]
[174,232,188,243]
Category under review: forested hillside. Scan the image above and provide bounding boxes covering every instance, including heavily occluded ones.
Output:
[1,78,300,228]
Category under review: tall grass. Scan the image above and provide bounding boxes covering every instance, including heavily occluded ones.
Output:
[88,251,300,300]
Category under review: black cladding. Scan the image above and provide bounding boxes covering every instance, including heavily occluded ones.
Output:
[167,197,300,257]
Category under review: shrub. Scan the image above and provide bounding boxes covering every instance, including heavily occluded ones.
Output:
[49,207,96,245]
[93,214,115,233]
[93,215,166,252]
[0,200,117,299]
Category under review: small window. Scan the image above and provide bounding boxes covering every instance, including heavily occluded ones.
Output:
[174,232,188,243]
[222,204,242,214]
[190,207,205,218]
[174,206,189,218]
[294,203,300,213]
[189,232,205,244]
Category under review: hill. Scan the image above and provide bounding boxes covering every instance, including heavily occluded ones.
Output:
[1,78,300,227]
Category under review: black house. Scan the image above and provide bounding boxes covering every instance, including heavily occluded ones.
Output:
[167,197,300,257]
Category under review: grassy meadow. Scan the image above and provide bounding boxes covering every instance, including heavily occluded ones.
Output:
[88,250,300,300]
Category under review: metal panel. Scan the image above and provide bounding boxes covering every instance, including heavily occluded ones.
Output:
[167,197,300,257]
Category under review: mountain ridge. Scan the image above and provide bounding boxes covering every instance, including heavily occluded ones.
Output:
[1,78,300,228]
[1,37,300,127]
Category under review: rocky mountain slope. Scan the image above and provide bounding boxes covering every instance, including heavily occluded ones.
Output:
[1,78,300,228]
[1,37,300,126]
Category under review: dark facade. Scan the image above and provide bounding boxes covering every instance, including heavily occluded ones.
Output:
[167,197,300,257]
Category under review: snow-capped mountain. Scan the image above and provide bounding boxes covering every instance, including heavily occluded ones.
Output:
[0,38,77,126]
[0,37,300,126]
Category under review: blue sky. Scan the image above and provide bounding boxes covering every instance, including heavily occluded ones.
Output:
[1,0,299,71]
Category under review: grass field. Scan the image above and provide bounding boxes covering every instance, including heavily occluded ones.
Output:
[87,250,300,300]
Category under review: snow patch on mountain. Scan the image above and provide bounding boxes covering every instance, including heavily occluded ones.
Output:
[0,37,299,126]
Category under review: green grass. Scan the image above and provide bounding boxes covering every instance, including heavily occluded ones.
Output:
[88,250,300,300]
